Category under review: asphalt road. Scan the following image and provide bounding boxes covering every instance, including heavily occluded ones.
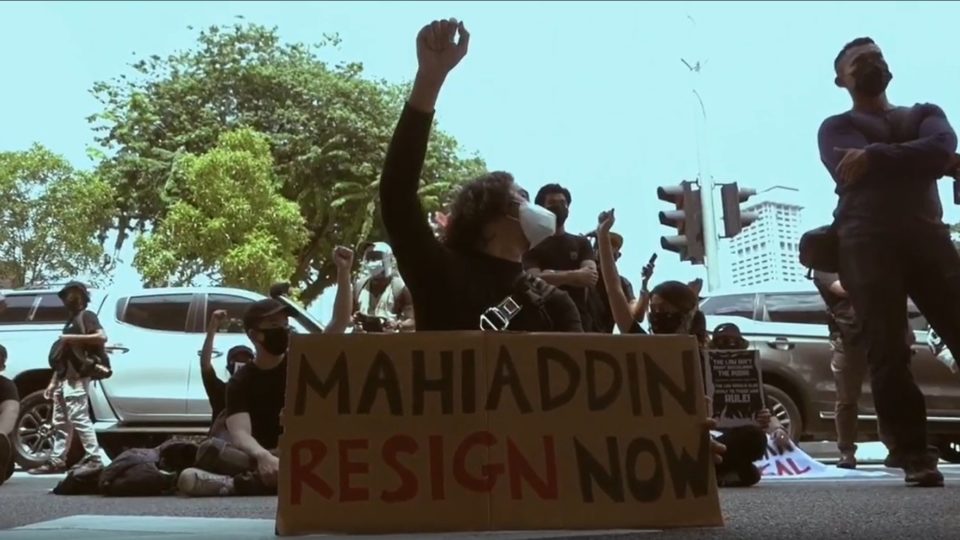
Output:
[3,465,960,539]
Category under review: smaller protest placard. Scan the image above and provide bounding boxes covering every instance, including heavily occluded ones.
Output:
[702,350,764,428]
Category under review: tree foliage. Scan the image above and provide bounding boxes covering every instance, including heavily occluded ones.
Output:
[90,23,485,303]
[0,145,115,287]
[133,129,307,291]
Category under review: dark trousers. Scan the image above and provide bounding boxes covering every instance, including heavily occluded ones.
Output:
[194,438,277,496]
[838,224,960,458]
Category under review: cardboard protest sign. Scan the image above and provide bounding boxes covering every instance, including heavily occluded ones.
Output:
[702,350,764,428]
[277,332,723,535]
[754,435,892,480]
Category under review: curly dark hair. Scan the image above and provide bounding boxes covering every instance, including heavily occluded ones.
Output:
[534,183,571,207]
[442,171,518,253]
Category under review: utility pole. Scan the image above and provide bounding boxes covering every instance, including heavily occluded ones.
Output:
[682,14,721,292]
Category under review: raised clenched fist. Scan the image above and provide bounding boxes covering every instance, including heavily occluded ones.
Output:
[333,246,354,271]
[416,18,470,81]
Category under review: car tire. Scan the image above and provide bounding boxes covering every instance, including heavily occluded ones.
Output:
[13,390,84,470]
[763,384,803,440]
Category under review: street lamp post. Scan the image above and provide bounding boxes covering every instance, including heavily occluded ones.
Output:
[683,15,721,292]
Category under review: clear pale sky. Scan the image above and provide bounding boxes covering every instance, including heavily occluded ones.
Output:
[3,1,960,318]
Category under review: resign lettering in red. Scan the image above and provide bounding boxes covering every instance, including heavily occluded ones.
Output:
[289,432,558,504]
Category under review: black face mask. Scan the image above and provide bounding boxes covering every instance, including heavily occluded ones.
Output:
[648,311,685,334]
[259,328,290,356]
[547,205,569,227]
[853,63,892,97]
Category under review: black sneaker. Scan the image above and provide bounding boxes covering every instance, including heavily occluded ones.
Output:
[903,456,944,487]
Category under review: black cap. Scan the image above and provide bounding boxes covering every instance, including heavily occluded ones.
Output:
[268,282,291,299]
[227,345,254,362]
[243,299,292,330]
[58,281,90,301]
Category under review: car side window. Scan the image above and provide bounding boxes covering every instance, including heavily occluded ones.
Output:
[764,293,829,325]
[699,294,756,319]
[206,294,254,334]
[0,294,37,324]
[121,294,193,332]
[31,293,70,324]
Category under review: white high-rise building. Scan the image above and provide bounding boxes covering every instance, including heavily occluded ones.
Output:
[725,186,806,288]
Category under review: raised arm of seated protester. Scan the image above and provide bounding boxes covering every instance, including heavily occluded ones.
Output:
[176,247,354,497]
[596,210,638,335]
[378,18,581,333]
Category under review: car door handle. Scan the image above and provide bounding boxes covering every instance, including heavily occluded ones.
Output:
[767,338,795,351]
[106,344,129,354]
[198,349,224,358]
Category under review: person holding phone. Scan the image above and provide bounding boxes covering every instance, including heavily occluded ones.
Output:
[588,225,654,334]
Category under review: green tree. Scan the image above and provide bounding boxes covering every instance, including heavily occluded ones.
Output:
[0,145,115,287]
[90,22,484,303]
[133,129,308,291]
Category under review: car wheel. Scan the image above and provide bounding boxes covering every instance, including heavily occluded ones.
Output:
[935,439,960,464]
[13,390,84,470]
[763,384,803,440]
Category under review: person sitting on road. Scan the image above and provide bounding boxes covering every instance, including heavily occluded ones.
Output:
[29,282,107,475]
[177,247,355,497]
[200,310,254,439]
[378,19,582,333]
[1,344,20,486]
[708,323,793,487]
[352,242,416,333]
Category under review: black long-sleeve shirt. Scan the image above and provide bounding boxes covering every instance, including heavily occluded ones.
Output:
[379,104,582,332]
[817,103,957,232]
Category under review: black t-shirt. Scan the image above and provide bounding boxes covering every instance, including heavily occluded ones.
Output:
[56,310,106,378]
[523,233,596,326]
[379,104,583,333]
[202,368,226,422]
[0,375,18,404]
[225,358,286,451]
[590,272,636,334]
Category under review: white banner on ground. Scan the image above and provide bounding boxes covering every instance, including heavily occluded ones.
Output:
[753,434,892,480]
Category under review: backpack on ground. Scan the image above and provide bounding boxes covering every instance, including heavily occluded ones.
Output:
[52,464,103,495]
[99,448,176,497]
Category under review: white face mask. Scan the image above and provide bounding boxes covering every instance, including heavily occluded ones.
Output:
[517,202,557,248]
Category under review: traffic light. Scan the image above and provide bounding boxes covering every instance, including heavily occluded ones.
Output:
[720,182,758,238]
[657,180,704,263]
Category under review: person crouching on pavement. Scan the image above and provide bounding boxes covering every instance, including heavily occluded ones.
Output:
[708,323,793,487]
[177,247,354,497]
[29,282,107,475]
[0,344,20,486]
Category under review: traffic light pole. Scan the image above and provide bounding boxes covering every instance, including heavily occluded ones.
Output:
[684,14,721,292]
[690,90,721,293]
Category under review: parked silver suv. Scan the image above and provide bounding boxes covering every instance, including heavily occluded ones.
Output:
[0,285,322,468]
[700,283,960,463]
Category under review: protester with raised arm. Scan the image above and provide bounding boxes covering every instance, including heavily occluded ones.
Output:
[177,246,355,497]
[378,18,581,333]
